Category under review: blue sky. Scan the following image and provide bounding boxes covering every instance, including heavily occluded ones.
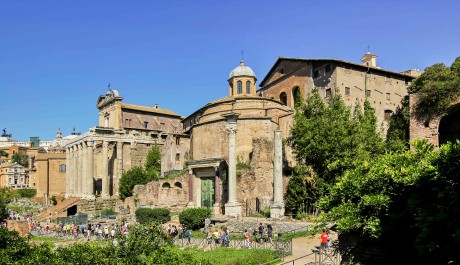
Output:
[1,0,459,141]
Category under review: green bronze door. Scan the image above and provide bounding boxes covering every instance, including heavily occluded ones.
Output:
[201,178,215,209]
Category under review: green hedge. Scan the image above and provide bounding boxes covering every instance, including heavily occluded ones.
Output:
[179,207,211,230]
[135,208,170,224]
[15,188,37,198]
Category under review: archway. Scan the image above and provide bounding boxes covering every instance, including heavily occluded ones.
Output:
[439,104,460,146]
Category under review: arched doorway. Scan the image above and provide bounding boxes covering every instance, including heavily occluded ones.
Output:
[439,104,460,146]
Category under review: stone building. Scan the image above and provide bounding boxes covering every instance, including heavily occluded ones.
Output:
[64,89,188,200]
[258,52,417,133]
[409,94,460,148]
[0,162,28,189]
[67,53,419,219]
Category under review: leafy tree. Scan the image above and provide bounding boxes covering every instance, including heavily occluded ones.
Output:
[118,145,162,200]
[11,153,28,167]
[0,187,14,221]
[0,150,8,158]
[317,140,460,265]
[145,144,161,179]
[287,89,384,187]
[284,165,318,216]
[409,56,460,123]
[118,166,147,201]
[385,95,410,152]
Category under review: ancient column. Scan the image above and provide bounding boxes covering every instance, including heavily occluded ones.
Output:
[85,140,94,199]
[222,112,241,217]
[73,145,78,197]
[65,147,72,197]
[101,140,110,198]
[115,141,123,196]
[186,167,195,208]
[213,166,221,216]
[78,143,84,196]
[270,130,285,218]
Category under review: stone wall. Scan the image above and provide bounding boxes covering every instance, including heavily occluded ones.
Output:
[78,198,118,213]
[7,220,30,237]
[120,175,189,215]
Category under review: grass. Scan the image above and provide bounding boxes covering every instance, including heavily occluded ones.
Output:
[188,247,280,265]
[30,236,68,243]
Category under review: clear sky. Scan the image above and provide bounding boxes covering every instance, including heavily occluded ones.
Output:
[1,0,459,141]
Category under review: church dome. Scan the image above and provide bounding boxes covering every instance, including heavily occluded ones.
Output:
[228,60,256,80]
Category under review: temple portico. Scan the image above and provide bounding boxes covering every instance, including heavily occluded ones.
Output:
[65,129,156,199]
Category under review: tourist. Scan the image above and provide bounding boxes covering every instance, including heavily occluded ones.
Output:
[319,228,329,253]
[244,229,252,249]
[267,224,273,243]
[258,223,265,243]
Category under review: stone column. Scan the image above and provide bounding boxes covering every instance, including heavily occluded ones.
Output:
[65,147,71,197]
[213,166,221,216]
[85,140,95,199]
[73,145,78,197]
[222,112,241,217]
[101,140,110,198]
[78,143,84,196]
[186,167,195,208]
[270,130,285,218]
[115,141,123,196]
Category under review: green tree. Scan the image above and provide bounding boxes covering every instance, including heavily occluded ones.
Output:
[284,165,318,216]
[318,140,460,265]
[145,144,161,179]
[0,150,8,158]
[0,187,14,220]
[409,56,460,123]
[118,166,147,201]
[386,95,410,152]
[287,89,384,186]
[11,153,28,167]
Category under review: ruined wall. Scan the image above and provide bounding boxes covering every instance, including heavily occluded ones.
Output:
[121,175,189,215]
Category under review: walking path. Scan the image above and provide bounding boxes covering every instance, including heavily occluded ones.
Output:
[280,230,338,265]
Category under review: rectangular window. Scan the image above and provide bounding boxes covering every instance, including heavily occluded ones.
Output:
[345,87,350,96]
[313,70,320,78]
[325,88,332,97]
[386,93,391,100]
[144,121,149,129]
[59,164,66,173]
[366,90,371,98]
[176,137,180,145]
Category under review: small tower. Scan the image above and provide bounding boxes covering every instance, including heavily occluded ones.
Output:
[228,60,257,97]
[361,51,378,67]
[56,128,62,140]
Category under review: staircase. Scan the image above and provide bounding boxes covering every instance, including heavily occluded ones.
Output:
[35,197,80,221]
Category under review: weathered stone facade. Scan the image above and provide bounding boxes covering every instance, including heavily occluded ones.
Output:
[409,93,460,148]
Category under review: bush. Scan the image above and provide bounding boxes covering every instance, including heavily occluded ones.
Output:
[118,166,147,201]
[135,208,171,224]
[179,208,211,230]
[15,188,37,198]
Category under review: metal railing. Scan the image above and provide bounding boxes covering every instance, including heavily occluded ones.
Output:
[174,237,292,256]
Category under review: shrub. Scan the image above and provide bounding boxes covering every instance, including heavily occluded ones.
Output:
[135,208,171,224]
[118,166,147,201]
[179,208,211,230]
[15,188,37,198]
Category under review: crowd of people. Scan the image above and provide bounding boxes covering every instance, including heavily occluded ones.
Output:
[27,216,131,241]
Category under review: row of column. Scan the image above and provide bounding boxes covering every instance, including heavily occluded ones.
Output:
[66,140,123,199]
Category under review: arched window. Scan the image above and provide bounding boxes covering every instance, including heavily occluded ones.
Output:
[246,81,251,94]
[237,81,242,94]
[174,182,182,189]
[292,87,300,107]
[280,92,287,105]
[162,182,171,188]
